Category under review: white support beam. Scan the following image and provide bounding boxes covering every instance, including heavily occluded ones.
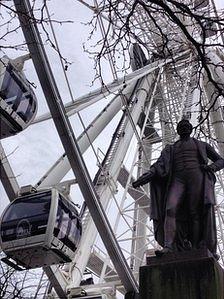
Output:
[35,84,135,188]
[0,142,20,201]
[44,265,69,299]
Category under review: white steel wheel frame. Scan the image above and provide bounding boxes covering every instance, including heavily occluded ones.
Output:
[0,0,224,298]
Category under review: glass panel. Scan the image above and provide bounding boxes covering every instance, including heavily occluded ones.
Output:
[0,64,36,122]
[16,92,32,122]
[1,191,51,241]
[56,209,70,240]
[0,65,22,107]
[68,216,82,247]
[3,191,51,222]
[54,196,81,251]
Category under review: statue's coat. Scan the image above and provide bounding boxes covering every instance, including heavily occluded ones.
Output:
[148,138,224,253]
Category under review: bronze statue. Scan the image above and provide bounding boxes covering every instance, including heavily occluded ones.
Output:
[132,119,224,258]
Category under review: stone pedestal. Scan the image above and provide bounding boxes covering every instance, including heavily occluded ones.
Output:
[139,249,224,299]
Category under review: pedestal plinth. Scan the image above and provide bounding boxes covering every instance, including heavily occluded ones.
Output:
[139,249,224,299]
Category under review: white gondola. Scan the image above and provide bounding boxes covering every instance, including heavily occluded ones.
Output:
[0,56,37,139]
[0,188,82,269]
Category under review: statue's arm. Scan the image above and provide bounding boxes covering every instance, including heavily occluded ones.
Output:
[132,146,168,188]
[205,143,224,172]
[132,166,156,188]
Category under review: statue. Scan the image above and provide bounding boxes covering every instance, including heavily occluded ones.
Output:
[132,119,224,258]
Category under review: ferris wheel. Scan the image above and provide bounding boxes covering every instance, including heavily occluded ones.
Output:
[0,0,224,298]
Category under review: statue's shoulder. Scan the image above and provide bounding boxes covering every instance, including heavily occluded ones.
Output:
[161,143,173,156]
[192,137,206,147]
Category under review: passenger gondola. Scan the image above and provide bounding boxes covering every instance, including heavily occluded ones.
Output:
[0,188,82,269]
[0,56,37,139]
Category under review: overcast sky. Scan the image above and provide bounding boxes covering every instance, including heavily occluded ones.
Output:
[0,1,224,297]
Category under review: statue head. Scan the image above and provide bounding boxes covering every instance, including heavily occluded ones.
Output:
[176,119,193,138]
